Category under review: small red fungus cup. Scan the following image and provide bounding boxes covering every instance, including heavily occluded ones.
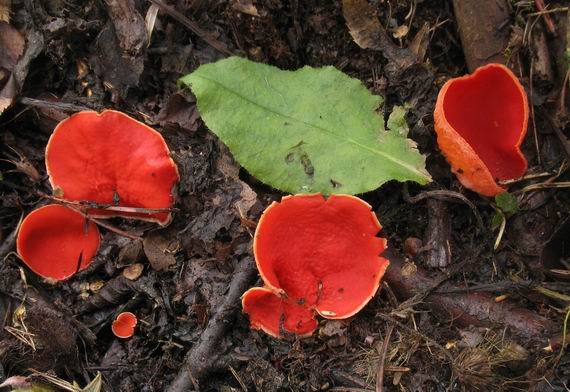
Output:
[433,63,529,196]
[242,194,390,338]
[16,204,100,280]
[111,312,137,339]
[45,110,180,225]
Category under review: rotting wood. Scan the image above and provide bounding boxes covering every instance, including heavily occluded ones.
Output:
[383,250,555,342]
[19,97,93,113]
[424,199,452,268]
[77,274,139,314]
[452,0,511,72]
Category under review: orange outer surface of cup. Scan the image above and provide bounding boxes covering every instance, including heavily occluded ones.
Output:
[433,64,528,197]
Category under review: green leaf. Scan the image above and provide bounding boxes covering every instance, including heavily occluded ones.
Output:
[180,57,431,195]
[495,192,519,216]
[13,386,54,392]
[491,212,503,231]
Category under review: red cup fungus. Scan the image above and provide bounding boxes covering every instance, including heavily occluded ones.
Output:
[434,63,528,196]
[16,204,100,280]
[242,194,389,338]
[46,110,180,225]
[111,311,137,338]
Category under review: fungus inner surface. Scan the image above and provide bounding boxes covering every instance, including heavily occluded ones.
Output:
[112,312,137,338]
[17,205,100,280]
[242,287,317,336]
[442,66,526,180]
[46,111,179,223]
[255,194,388,318]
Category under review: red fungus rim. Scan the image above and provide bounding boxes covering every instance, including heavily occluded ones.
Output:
[111,311,138,338]
[245,193,389,337]
[45,110,180,225]
[253,194,384,307]
[241,287,282,338]
[16,204,101,281]
[434,63,528,196]
[241,286,319,338]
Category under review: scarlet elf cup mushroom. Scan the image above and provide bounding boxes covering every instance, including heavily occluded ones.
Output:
[433,63,529,196]
[16,110,179,281]
[45,110,180,225]
[16,204,100,281]
[242,194,389,337]
[111,312,137,339]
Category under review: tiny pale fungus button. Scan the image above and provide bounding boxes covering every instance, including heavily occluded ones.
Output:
[46,110,180,225]
[434,63,528,196]
[16,204,100,280]
[111,311,137,338]
[242,194,389,338]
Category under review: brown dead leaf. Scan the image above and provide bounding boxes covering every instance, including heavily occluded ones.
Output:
[157,92,200,133]
[122,263,144,280]
[0,21,24,115]
[91,24,144,100]
[233,0,259,17]
[409,23,430,62]
[393,24,409,39]
[319,320,347,338]
[319,320,348,347]
[0,73,16,114]
[143,232,177,271]
[0,376,30,389]
[235,180,257,217]
[342,0,382,50]
[342,0,415,69]
[144,4,160,46]
[89,280,106,292]
[117,239,144,266]
[0,0,9,23]
[105,0,147,55]
[0,21,24,69]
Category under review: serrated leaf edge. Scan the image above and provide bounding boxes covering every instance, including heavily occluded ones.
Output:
[187,72,431,184]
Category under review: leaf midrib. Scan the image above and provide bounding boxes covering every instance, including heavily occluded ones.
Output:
[192,73,429,180]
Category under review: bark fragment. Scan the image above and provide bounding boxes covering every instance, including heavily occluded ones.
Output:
[384,251,554,342]
[452,0,511,72]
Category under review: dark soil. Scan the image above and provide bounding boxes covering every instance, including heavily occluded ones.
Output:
[0,0,569,391]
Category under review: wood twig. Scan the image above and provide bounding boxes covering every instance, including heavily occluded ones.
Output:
[148,0,233,56]
[383,250,555,341]
[375,311,454,364]
[19,97,93,112]
[403,187,484,234]
[37,191,175,215]
[534,0,556,34]
[166,257,257,392]
[375,323,394,392]
[0,181,149,240]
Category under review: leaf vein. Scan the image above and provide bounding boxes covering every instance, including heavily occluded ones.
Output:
[193,74,428,179]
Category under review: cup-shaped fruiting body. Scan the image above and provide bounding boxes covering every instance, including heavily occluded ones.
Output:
[111,312,137,338]
[242,194,389,338]
[242,287,317,337]
[45,110,180,225]
[434,63,528,196]
[16,204,100,280]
